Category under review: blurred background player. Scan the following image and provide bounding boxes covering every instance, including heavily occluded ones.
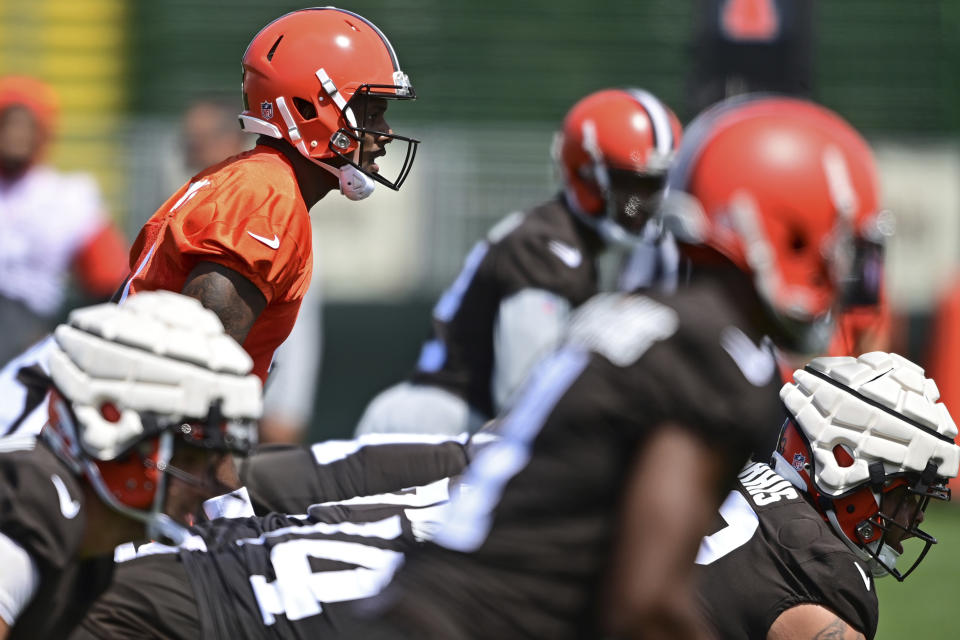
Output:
[0,75,128,366]
[0,291,261,640]
[684,0,893,364]
[356,88,682,436]
[698,352,959,639]
[120,7,418,385]
[178,96,323,444]
[180,97,252,177]
[334,95,881,640]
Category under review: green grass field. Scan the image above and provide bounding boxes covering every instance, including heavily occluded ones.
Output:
[875,501,960,638]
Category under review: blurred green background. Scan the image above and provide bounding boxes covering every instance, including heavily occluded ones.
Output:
[876,500,960,639]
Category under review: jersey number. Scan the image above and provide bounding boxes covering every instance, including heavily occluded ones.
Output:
[695,489,759,565]
[249,538,403,625]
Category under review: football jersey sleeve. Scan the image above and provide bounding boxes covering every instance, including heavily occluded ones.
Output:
[70,553,200,640]
[170,208,311,305]
[640,298,783,453]
[0,531,40,626]
[493,229,595,305]
[241,437,469,514]
[0,439,87,574]
[566,291,783,454]
[776,552,879,639]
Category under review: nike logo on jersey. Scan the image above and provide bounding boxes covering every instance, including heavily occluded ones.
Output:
[51,473,81,519]
[247,231,280,250]
[720,327,776,386]
[548,240,582,268]
[854,561,872,591]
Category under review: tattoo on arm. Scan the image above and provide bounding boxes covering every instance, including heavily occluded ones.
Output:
[813,617,864,640]
[181,262,267,344]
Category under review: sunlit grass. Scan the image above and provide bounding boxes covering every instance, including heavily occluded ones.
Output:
[876,501,960,639]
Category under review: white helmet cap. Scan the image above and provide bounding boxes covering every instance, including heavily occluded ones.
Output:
[778,351,960,579]
[781,351,959,496]
[44,291,263,542]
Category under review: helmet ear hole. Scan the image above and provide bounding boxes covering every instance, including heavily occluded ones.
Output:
[99,402,121,423]
[833,443,855,468]
[292,97,317,121]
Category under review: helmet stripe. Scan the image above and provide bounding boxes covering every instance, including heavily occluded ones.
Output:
[628,89,673,157]
[802,365,956,445]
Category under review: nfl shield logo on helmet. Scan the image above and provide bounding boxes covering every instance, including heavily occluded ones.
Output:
[260,101,274,120]
[792,453,806,471]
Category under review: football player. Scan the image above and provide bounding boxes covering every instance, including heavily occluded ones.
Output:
[356,88,682,436]
[698,352,958,640]
[0,6,416,441]
[119,7,419,383]
[70,436,476,639]
[327,96,887,640]
[0,75,128,367]
[0,291,261,639]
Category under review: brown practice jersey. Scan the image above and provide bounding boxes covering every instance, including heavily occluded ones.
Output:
[72,438,471,639]
[696,461,879,639]
[239,434,471,514]
[363,284,786,639]
[0,433,114,639]
[72,483,455,640]
[410,197,601,418]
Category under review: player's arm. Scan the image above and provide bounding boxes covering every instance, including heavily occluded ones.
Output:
[0,531,41,639]
[241,436,470,513]
[768,604,866,640]
[181,261,267,344]
[71,223,129,300]
[602,423,732,640]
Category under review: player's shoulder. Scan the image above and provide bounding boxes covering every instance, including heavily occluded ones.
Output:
[189,146,308,226]
[22,166,104,225]
[0,433,64,480]
[738,461,879,629]
[648,285,780,389]
[0,436,87,568]
[566,287,759,370]
[25,166,99,197]
[772,519,879,637]
[487,199,596,297]
[566,292,681,369]
[568,289,781,439]
[490,198,581,250]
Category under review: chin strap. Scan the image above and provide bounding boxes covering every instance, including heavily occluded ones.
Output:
[824,507,899,578]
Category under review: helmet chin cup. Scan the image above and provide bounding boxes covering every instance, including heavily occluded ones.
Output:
[316,159,376,201]
[339,164,377,201]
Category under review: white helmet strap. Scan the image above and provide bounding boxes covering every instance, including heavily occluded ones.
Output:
[316,68,358,129]
[275,96,308,155]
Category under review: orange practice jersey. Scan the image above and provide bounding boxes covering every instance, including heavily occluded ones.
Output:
[123,145,313,381]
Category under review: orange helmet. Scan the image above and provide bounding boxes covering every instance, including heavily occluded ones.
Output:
[555,88,682,243]
[662,96,882,352]
[240,7,418,199]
